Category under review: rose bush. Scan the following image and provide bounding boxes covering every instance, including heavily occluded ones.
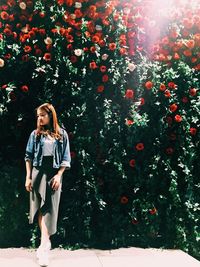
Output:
[0,0,199,260]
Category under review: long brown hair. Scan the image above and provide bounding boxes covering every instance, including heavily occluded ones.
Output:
[35,103,62,140]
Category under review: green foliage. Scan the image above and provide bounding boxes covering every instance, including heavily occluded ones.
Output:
[0,0,199,261]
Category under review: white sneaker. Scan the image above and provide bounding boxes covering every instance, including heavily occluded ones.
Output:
[36,241,51,266]
[38,250,49,267]
[36,241,51,259]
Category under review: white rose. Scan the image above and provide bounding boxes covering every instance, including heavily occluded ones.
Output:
[44,37,53,45]
[74,49,83,56]
[102,54,108,60]
[96,25,102,31]
[75,2,82,8]
[0,58,5,68]
[123,7,130,15]
[19,2,26,10]
[21,25,29,33]
[70,14,76,19]
[128,63,136,71]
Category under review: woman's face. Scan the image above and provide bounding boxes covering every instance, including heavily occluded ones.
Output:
[37,108,50,126]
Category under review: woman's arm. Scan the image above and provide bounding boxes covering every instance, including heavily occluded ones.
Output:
[60,129,71,169]
[25,160,33,192]
[51,166,66,191]
[57,166,66,176]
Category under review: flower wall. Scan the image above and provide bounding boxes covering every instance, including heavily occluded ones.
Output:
[0,0,199,259]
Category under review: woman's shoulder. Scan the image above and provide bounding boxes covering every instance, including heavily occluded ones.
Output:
[59,127,68,135]
[29,129,37,136]
[59,127,69,139]
[30,129,41,139]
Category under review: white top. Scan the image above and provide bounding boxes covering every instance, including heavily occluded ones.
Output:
[43,134,56,156]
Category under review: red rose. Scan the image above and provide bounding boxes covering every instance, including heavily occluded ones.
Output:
[13,32,17,39]
[99,40,105,47]
[189,88,197,96]
[140,98,145,105]
[182,96,188,103]
[7,0,16,7]
[145,81,153,90]
[75,9,83,18]
[97,85,104,93]
[89,61,97,69]
[109,43,117,50]
[82,47,88,53]
[164,90,171,98]
[66,0,74,6]
[43,53,51,61]
[169,103,178,112]
[173,53,180,60]
[24,45,32,53]
[174,115,182,122]
[186,36,195,46]
[159,83,166,91]
[70,55,77,63]
[100,65,107,72]
[90,46,96,53]
[149,208,157,215]
[70,151,76,158]
[129,159,136,167]
[67,44,73,50]
[183,49,192,57]
[190,127,197,135]
[39,12,46,18]
[39,29,46,36]
[166,116,173,125]
[1,84,7,90]
[89,5,96,12]
[131,218,139,225]
[9,91,17,101]
[4,53,11,59]
[120,47,127,55]
[21,85,29,92]
[191,57,197,63]
[92,35,100,43]
[3,28,12,36]
[0,5,9,10]
[125,89,134,99]
[168,82,177,89]
[57,0,64,5]
[120,196,129,204]
[22,54,29,62]
[1,11,9,20]
[102,74,109,82]
[136,143,144,151]
[27,1,33,8]
[35,49,42,56]
[126,119,134,125]
[194,64,200,71]
[166,147,174,155]
[46,44,52,51]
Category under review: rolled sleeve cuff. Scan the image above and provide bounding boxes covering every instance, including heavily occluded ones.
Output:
[24,152,33,162]
[60,161,71,168]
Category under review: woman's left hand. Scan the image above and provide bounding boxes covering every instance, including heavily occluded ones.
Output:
[51,174,61,190]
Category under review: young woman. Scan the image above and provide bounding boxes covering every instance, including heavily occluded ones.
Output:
[24,103,71,266]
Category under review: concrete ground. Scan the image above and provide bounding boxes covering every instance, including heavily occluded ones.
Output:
[0,247,199,267]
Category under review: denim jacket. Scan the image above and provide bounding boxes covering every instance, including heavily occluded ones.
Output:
[24,128,71,169]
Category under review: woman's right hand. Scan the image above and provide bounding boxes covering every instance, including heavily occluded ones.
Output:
[25,176,32,192]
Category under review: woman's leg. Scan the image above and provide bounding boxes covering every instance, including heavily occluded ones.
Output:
[38,210,50,246]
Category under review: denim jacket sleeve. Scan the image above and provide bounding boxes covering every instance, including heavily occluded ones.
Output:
[24,130,35,162]
[60,129,71,169]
